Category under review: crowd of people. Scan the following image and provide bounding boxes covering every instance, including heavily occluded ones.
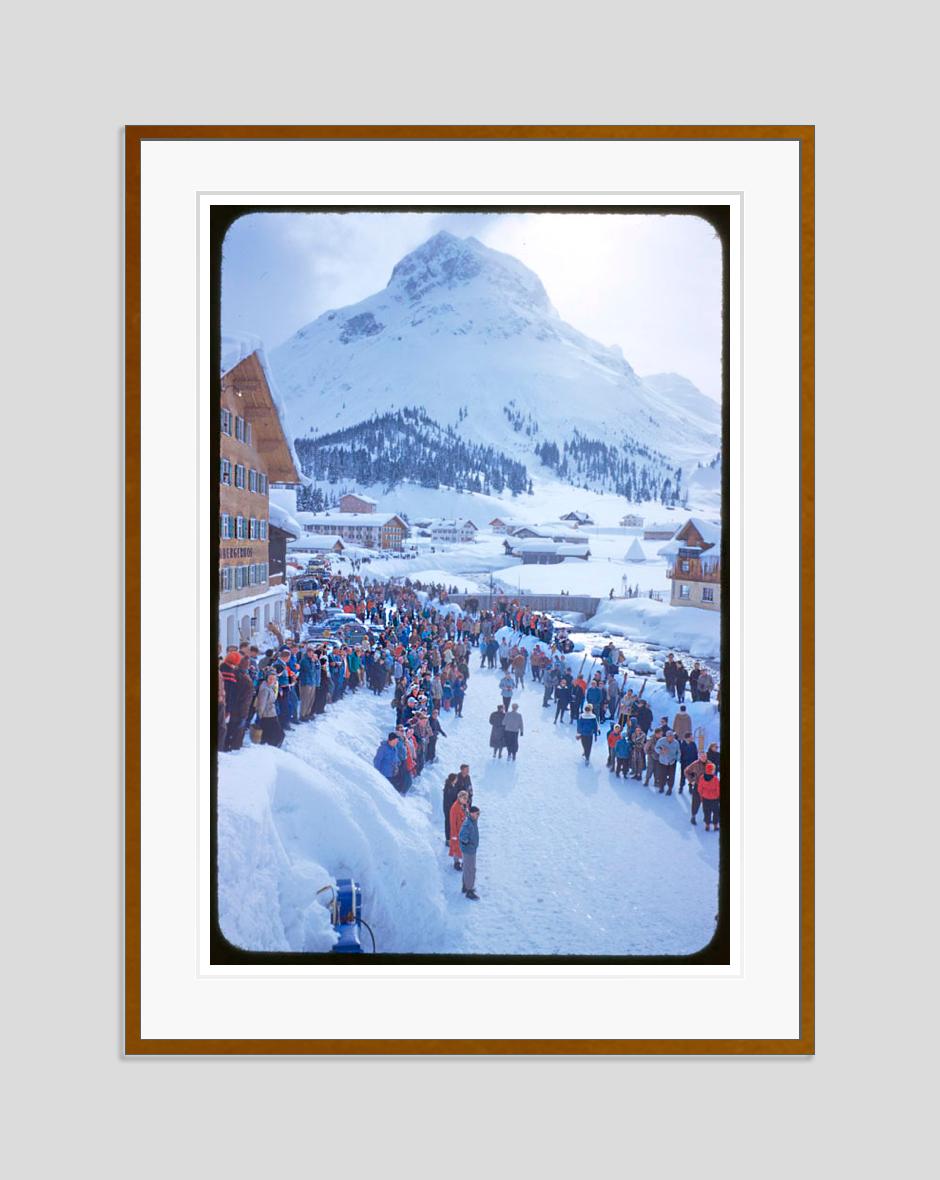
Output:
[217,577,722,910]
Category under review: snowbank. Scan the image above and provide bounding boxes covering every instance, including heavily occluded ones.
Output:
[218,744,448,954]
[585,598,720,659]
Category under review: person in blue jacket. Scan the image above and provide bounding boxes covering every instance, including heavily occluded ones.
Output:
[458,806,481,900]
[614,730,632,778]
[585,676,604,720]
[373,732,401,785]
[576,703,600,763]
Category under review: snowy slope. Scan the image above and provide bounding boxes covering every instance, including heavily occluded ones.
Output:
[641,372,721,437]
[270,232,720,468]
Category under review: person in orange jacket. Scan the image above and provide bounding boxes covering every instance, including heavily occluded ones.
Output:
[606,722,622,770]
[698,763,720,831]
[449,789,470,869]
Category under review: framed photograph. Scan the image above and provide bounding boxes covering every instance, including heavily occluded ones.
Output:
[125,125,813,1053]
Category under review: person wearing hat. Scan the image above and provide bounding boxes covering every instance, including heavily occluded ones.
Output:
[373,731,401,786]
[459,806,481,899]
[575,703,600,763]
[698,763,720,831]
[298,645,321,722]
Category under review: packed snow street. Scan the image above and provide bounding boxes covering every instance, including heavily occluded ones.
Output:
[218,575,721,956]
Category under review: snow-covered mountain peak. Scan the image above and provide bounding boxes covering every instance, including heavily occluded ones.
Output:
[270,234,721,485]
[387,230,552,314]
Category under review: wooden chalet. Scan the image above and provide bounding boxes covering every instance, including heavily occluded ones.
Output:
[661,517,721,611]
[219,340,301,646]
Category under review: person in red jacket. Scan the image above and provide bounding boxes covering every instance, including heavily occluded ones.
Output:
[698,763,720,831]
[449,789,469,869]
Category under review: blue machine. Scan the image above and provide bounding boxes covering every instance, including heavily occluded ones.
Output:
[330,878,364,953]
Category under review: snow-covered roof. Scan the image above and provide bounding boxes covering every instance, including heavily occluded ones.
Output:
[685,517,721,546]
[289,534,345,550]
[657,539,682,557]
[267,501,302,539]
[511,539,590,556]
[340,493,377,505]
[297,511,405,527]
[646,522,678,534]
[220,332,310,486]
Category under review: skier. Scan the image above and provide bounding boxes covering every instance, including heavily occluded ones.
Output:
[570,674,587,724]
[502,702,524,761]
[576,703,600,763]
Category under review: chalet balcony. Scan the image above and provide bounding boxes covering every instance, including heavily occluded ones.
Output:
[667,560,721,582]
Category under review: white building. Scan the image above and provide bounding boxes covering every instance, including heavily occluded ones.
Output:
[429,518,478,543]
[297,510,408,550]
[289,534,346,554]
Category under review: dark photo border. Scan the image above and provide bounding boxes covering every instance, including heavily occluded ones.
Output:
[209,203,731,967]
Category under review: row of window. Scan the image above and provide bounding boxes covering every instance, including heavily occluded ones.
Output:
[220,563,269,592]
[220,459,269,494]
[221,408,253,445]
[220,514,269,541]
[677,584,715,602]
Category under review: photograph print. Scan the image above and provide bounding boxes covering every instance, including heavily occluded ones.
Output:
[213,207,727,963]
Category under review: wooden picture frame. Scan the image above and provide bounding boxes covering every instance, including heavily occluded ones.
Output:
[125,125,814,1054]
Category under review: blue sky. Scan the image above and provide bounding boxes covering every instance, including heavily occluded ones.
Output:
[222,211,722,400]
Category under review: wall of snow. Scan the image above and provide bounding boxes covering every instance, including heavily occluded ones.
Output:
[218,744,449,954]
[585,597,720,660]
